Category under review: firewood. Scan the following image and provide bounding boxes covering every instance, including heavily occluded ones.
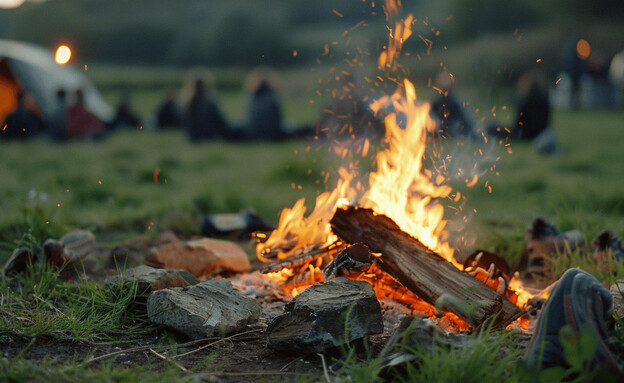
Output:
[330,206,521,329]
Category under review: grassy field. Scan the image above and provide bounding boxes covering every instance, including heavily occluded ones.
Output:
[1,100,624,381]
[2,109,624,259]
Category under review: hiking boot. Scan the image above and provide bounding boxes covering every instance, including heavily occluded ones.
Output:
[43,239,67,268]
[525,268,622,373]
[2,247,39,275]
[525,218,584,287]
[593,230,624,272]
[60,230,96,262]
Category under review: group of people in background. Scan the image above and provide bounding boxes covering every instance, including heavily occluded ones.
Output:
[1,88,104,141]
[2,36,622,147]
[1,67,289,143]
[155,67,289,142]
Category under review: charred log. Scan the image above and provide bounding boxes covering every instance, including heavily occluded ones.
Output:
[330,206,521,329]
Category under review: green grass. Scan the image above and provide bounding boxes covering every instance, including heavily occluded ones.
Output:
[1,82,624,381]
[0,262,153,341]
[0,131,331,251]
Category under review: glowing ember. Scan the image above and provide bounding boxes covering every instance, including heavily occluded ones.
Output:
[55,45,72,65]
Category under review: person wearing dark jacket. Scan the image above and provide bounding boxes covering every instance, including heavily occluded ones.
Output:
[245,69,286,140]
[430,72,473,139]
[1,92,43,140]
[156,89,184,129]
[185,78,228,141]
[515,72,551,140]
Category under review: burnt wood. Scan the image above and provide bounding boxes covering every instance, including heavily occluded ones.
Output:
[330,206,521,329]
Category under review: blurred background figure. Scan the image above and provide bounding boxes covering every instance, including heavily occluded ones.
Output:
[430,71,474,139]
[66,89,104,140]
[562,34,587,110]
[581,50,620,110]
[515,71,560,154]
[181,69,228,141]
[1,91,43,140]
[110,91,141,130]
[155,88,184,130]
[47,88,68,142]
[515,71,551,141]
[316,73,385,141]
[244,68,285,141]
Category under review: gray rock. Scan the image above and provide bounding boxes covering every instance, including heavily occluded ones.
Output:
[105,265,198,295]
[266,277,383,353]
[147,279,262,339]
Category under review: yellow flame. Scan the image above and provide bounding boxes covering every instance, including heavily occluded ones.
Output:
[360,79,456,264]
[55,45,72,65]
[257,170,357,261]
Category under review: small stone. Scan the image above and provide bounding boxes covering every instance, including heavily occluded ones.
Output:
[147,279,261,339]
[266,277,383,353]
[145,238,250,278]
[105,265,198,295]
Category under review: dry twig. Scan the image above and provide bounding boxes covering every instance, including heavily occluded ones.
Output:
[149,348,188,372]
[172,329,263,359]
[317,353,332,383]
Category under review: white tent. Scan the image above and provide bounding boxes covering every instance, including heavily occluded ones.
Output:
[0,39,113,124]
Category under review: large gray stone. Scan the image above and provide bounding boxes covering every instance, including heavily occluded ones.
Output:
[147,279,262,339]
[105,265,198,295]
[266,277,383,353]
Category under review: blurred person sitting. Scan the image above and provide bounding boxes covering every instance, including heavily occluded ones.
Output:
[66,89,104,139]
[47,89,68,142]
[110,91,141,130]
[1,91,43,140]
[581,50,619,110]
[244,68,286,141]
[430,71,474,139]
[562,34,587,110]
[155,88,184,129]
[317,73,385,141]
[515,71,551,141]
[182,70,228,141]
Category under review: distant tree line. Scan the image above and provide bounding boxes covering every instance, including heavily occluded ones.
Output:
[0,0,621,67]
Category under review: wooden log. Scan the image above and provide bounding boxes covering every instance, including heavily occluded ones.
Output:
[330,206,521,329]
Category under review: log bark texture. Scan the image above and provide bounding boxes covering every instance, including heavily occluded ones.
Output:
[330,207,521,329]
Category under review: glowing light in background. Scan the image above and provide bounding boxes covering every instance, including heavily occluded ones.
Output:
[55,45,72,65]
[0,0,25,9]
[576,39,591,60]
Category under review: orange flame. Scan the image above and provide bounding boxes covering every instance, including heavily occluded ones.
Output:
[257,0,536,327]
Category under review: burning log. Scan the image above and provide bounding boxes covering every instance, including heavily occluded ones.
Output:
[330,206,521,329]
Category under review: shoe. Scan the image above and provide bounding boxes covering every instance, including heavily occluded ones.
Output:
[525,268,622,373]
[592,230,624,272]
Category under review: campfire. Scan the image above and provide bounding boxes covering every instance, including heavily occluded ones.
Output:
[254,0,539,331]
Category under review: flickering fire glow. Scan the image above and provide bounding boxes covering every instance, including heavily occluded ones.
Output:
[256,0,536,330]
